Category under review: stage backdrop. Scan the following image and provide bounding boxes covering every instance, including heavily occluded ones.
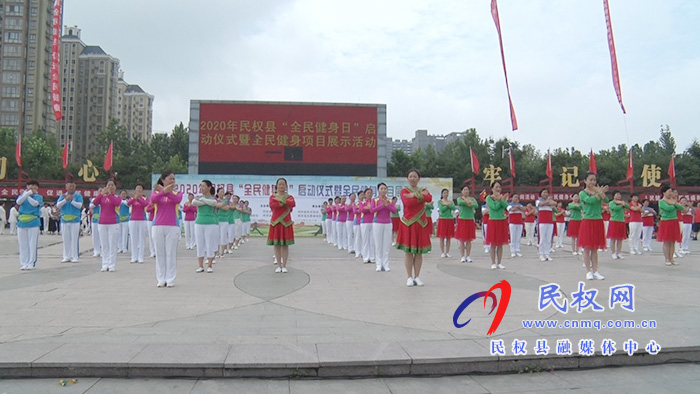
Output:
[152,174,452,236]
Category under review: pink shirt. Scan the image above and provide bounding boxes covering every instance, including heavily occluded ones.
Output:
[346,203,355,222]
[93,194,122,225]
[370,197,397,224]
[127,196,148,221]
[354,203,362,225]
[337,203,347,222]
[183,204,197,221]
[361,200,374,224]
[150,190,184,226]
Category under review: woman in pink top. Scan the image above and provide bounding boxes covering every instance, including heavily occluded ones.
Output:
[183,193,197,250]
[371,183,397,272]
[336,196,348,250]
[150,170,183,288]
[324,198,333,243]
[353,194,363,258]
[93,180,121,272]
[360,188,375,264]
[346,193,356,254]
[127,184,149,264]
[146,200,156,258]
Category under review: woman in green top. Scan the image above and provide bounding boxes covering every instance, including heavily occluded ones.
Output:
[566,193,583,255]
[436,188,456,258]
[486,181,509,270]
[607,192,629,260]
[578,172,609,280]
[193,180,226,273]
[425,201,435,237]
[391,196,401,245]
[456,185,478,263]
[657,185,684,265]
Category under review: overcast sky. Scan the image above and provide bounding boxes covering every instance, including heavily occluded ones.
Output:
[63,0,699,154]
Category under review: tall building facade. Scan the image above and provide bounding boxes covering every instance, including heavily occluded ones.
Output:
[59,26,153,163]
[0,0,60,136]
[388,129,467,156]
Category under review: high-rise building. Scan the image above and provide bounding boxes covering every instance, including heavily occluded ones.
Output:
[118,80,153,142]
[0,0,60,136]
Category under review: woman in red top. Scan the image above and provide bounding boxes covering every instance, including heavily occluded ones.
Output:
[524,203,537,246]
[396,169,433,287]
[267,178,296,273]
[555,202,566,249]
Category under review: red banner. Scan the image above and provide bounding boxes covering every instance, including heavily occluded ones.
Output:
[604,0,626,114]
[198,102,378,166]
[62,142,69,169]
[104,141,113,171]
[589,149,597,174]
[668,156,676,187]
[546,152,553,179]
[15,136,22,168]
[0,187,99,199]
[491,0,518,131]
[470,147,480,175]
[50,0,63,121]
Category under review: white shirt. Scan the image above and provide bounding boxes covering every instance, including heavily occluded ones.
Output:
[9,207,19,223]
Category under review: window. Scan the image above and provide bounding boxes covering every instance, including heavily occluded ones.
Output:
[1,113,19,125]
[1,99,19,111]
[6,5,24,16]
[28,33,36,43]
[27,88,34,97]
[2,72,20,83]
[30,7,37,16]
[28,61,35,70]
[3,45,22,56]
[27,75,35,84]
[26,101,33,109]
[5,31,23,43]
[26,115,33,124]
[2,58,21,70]
[2,86,20,97]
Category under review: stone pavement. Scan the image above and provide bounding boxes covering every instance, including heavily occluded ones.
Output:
[0,231,698,378]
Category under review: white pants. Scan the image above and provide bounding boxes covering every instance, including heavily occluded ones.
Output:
[321,219,327,236]
[234,219,242,242]
[681,223,692,251]
[61,222,81,261]
[0,220,5,234]
[184,220,195,248]
[524,222,535,245]
[337,221,347,249]
[218,222,228,247]
[325,219,333,242]
[538,223,554,257]
[331,221,337,245]
[509,223,523,253]
[153,225,179,285]
[603,221,610,247]
[148,221,156,257]
[10,221,17,235]
[556,223,565,247]
[119,221,129,252]
[196,223,219,258]
[346,220,354,252]
[99,223,119,270]
[354,224,362,257]
[373,222,392,270]
[91,222,101,255]
[244,221,250,236]
[129,220,147,262]
[227,222,236,243]
[642,225,654,250]
[628,222,643,253]
[361,223,375,262]
[18,226,39,268]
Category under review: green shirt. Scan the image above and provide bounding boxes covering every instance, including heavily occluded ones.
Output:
[425,203,434,217]
[579,190,609,220]
[232,209,241,221]
[195,196,218,225]
[390,205,401,218]
[659,200,684,221]
[438,200,455,219]
[486,196,508,220]
[457,197,477,220]
[568,203,582,221]
[609,201,629,222]
[321,210,327,221]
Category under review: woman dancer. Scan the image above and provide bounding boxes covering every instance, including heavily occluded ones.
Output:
[93,180,121,272]
[657,186,684,265]
[455,184,477,263]
[371,183,397,271]
[360,188,375,264]
[578,172,608,280]
[436,188,455,258]
[127,184,149,264]
[507,193,525,258]
[268,178,296,273]
[150,171,183,287]
[607,191,629,260]
[641,199,656,252]
[627,194,643,255]
[391,196,401,246]
[537,189,557,261]
[396,169,432,287]
[554,202,566,249]
[182,193,197,250]
[486,181,509,270]
[353,195,363,259]
[567,194,582,255]
[524,203,537,246]
[193,180,221,273]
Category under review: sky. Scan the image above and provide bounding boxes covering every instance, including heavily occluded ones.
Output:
[63,0,700,154]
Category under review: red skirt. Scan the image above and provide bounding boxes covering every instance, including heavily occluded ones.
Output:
[455,218,476,241]
[567,220,581,237]
[267,223,295,246]
[427,217,434,236]
[578,219,606,250]
[396,221,432,254]
[607,221,627,240]
[391,217,401,232]
[437,218,455,238]
[486,219,509,246]
[657,220,682,243]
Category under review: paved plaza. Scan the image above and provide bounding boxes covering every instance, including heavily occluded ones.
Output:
[0,230,698,381]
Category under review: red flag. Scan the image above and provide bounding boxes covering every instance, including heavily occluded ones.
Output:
[104,141,113,171]
[509,149,516,178]
[668,155,676,187]
[62,142,69,169]
[626,149,633,181]
[470,147,480,175]
[491,0,518,130]
[604,0,626,114]
[15,136,22,167]
[50,0,63,121]
[546,152,553,179]
[589,149,598,175]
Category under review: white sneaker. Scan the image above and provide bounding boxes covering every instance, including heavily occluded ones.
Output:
[516,253,523,257]
[376,267,382,271]
[539,257,546,262]
[491,264,497,270]
[130,260,137,264]
[157,282,165,288]
[617,254,624,260]
[466,257,473,263]
[484,248,490,254]
[407,277,415,287]
[196,267,204,273]
[586,271,594,280]
[612,254,618,259]
[206,267,213,273]
[101,267,108,272]
[71,259,79,263]
[643,247,649,252]
[234,245,239,250]
[275,267,282,273]
[497,264,506,270]
[385,267,391,272]
[546,256,553,261]
[281,267,288,273]
[166,283,174,288]
[414,277,424,286]
[510,253,516,258]
[445,253,451,258]
[441,253,446,258]
[460,257,466,263]
[593,271,605,280]
[20,266,27,271]
[61,259,70,263]
[582,262,586,268]
[572,251,578,256]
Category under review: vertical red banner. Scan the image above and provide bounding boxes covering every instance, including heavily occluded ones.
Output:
[491,0,518,131]
[589,149,598,174]
[604,0,626,114]
[509,149,516,178]
[50,0,63,121]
